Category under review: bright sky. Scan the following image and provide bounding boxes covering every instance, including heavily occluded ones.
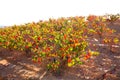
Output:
[0,0,120,26]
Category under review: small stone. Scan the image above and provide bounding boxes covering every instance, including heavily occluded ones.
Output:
[104,70,108,73]
[14,65,23,70]
[94,38,99,42]
[99,68,103,71]
[0,59,9,66]
[114,56,120,59]
[11,65,17,68]
[85,76,90,79]
[77,74,81,77]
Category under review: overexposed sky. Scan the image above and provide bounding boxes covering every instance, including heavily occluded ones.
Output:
[0,0,120,26]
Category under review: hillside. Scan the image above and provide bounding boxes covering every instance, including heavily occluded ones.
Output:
[0,15,120,80]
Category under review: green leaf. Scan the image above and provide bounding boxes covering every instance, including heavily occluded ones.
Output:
[41,52,46,57]
[33,35,37,39]
[55,39,58,43]
[78,61,83,64]
[75,57,80,62]
[27,42,32,47]
[47,64,52,70]
[69,47,73,51]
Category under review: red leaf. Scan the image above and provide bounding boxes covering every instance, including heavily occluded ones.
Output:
[25,45,29,49]
[67,58,72,63]
[36,45,38,49]
[37,37,41,40]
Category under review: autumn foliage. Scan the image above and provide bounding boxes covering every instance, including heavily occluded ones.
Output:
[0,15,119,72]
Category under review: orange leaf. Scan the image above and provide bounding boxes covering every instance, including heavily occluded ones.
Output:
[64,34,67,39]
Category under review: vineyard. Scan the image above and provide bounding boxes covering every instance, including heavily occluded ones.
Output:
[0,14,120,80]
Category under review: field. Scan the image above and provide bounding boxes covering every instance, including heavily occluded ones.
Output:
[0,15,120,80]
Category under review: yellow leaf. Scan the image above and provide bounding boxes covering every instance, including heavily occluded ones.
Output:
[113,38,119,44]
[91,51,99,56]
[14,46,17,49]
[67,63,73,67]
